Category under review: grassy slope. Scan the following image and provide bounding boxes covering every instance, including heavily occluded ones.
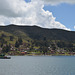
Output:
[0,24,75,43]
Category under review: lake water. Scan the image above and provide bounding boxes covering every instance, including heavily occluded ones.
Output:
[0,56,75,75]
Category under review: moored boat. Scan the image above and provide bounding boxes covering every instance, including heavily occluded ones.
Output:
[0,54,11,59]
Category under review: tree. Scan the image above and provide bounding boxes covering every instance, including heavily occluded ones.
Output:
[18,37,23,45]
[51,43,56,50]
[1,34,6,37]
[15,37,23,48]
[15,41,19,48]
[10,36,14,41]
[39,37,49,54]
[1,43,3,47]
[43,47,48,55]
[2,45,11,53]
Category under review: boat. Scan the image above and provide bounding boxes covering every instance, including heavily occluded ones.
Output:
[0,54,11,59]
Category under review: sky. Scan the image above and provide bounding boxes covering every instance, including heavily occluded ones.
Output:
[44,4,75,31]
[0,0,75,31]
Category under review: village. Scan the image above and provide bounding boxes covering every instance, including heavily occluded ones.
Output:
[0,42,75,56]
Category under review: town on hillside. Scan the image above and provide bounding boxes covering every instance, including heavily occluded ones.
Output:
[0,35,75,56]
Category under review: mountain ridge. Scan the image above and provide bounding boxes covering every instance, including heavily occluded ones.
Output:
[0,24,75,41]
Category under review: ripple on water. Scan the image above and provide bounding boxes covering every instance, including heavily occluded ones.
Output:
[0,56,75,75]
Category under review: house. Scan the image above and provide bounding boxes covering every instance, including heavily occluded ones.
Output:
[21,51,27,55]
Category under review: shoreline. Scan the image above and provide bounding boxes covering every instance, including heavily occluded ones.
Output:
[7,54,75,56]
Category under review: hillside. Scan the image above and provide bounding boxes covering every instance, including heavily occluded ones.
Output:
[0,24,75,55]
[0,24,75,41]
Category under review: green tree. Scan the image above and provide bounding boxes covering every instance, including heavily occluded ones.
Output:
[2,45,10,53]
[18,37,23,45]
[15,41,19,48]
[10,36,14,41]
[39,37,49,54]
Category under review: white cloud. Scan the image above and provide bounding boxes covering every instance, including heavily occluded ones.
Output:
[0,0,70,30]
[74,26,75,29]
[42,0,75,5]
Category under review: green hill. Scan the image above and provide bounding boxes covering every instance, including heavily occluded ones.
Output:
[0,24,75,54]
[0,24,75,41]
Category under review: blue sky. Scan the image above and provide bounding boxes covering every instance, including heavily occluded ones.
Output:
[44,3,75,31]
[25,0,31,3]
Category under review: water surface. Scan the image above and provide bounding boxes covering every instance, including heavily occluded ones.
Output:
[0,56,75,75]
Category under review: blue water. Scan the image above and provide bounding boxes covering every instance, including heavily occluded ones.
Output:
[0,56,75,75]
